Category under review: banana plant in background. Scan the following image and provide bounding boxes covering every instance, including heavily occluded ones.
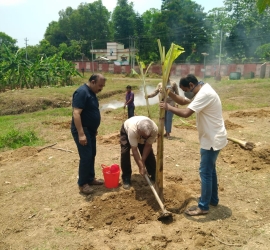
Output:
[0,45,81,92]
[155,39,185,199]
[133,56,153,118]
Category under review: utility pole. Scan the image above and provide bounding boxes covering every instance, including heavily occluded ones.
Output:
[218,28,223,78]
[91,39,96,73]
[129,36,131,66]
[201,52,209,79]
[24,37,28,60]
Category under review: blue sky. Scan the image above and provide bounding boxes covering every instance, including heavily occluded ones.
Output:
[0,0,224,48]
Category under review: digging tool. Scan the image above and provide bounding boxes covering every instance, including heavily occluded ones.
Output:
[123,106,126,121]
[227,137,255,150]
[144,174,172,219]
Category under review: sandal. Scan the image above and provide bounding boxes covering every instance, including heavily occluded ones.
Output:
[79,184,94,194]
[185,206,208,216]
[89,179,104,185]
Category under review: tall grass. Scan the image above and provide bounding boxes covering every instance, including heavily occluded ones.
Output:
[0,129,39,150]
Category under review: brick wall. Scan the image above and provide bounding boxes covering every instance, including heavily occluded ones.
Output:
[74,61,269,78]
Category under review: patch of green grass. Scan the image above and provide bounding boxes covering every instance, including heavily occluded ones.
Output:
[222,103,242,111]
[0,128,39,150]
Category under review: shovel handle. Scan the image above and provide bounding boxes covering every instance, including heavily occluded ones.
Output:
[144,174,165,211]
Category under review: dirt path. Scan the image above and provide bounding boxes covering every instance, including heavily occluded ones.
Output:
[1,108,270,249]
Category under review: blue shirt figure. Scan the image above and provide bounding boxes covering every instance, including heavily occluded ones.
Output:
[71,74,106,195]
[124,85,135,118]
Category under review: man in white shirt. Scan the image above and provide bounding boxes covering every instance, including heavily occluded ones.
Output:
[120,116,158,189]
[160,74,227,216]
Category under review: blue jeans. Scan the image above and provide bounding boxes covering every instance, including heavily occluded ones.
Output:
[127,106,135,118]
[165,110,174,133]
[72,128,96,186]
[198,148,220,211]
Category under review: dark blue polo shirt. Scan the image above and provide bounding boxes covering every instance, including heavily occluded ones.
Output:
[71,84,100,135]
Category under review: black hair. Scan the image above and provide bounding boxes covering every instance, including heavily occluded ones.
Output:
[179,77,189,87]
[186,74,198,85]
[179,74,198,87]
[126,85,131,89]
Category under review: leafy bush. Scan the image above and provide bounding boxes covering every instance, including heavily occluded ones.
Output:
[0,129,39,149]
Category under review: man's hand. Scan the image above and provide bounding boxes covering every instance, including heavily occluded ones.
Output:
[159,101,170,110]
[79,134,87,146]
[139,166,147,176]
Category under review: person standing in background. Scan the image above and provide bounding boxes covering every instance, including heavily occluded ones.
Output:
[124,85,135,118]
[146,79,183,139]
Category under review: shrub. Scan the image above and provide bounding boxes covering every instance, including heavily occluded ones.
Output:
[0,129,39,149]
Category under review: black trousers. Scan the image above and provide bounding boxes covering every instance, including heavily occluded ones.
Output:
[120,124,156,181]
[127,106,135,118]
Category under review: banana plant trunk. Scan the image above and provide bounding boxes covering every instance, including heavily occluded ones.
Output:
[155,40,185,200]
[155,105,166,200]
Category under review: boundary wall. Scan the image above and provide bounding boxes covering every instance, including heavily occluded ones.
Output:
[74,61,270,78]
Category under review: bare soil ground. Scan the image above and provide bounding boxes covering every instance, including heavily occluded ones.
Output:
[1,99,270,249]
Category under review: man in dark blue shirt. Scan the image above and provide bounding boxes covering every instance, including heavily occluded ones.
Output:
[124,85,135,118]
[71,74,106,194]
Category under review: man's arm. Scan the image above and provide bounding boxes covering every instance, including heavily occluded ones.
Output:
[147,83,161,98]
[131,146,147,175]
[124,93,134,107]
[172,82,180,96]
[167,90,191,105]
[159,102,194,118]
[73,108,87,145]
[141,143,152,162]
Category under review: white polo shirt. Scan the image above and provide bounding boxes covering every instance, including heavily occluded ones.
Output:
[124,116,158,147]
[188,83,227,150]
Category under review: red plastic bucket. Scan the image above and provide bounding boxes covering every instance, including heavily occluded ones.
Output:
[102,164,120,188]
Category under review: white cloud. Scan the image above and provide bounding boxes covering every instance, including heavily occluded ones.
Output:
[0,0,26,6]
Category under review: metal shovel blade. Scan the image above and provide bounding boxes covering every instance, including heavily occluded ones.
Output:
[144,174,172,219]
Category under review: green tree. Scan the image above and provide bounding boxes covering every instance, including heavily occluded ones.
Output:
[207,8,234,65]
[45,1,111,59]
[140,9,162,63]
[0,32,19,60]
[255,43,270,60]
[44,21,68,47]
[223,0,270,62]
[112,0,137,47]
[59,40,82,61]
[257,0,270,13]
[159,0,212,63]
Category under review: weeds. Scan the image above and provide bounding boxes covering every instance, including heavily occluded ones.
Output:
[0,128,39,149]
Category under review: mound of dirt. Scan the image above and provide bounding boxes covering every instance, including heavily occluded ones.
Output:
[224,119,243,130]
[220,142,270,171]
[229,109,270,118]
[97,132,120,145]
[42,121,71,129]
[0,146,38,162]
[0,97,71,115]
[66,175,191,234]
